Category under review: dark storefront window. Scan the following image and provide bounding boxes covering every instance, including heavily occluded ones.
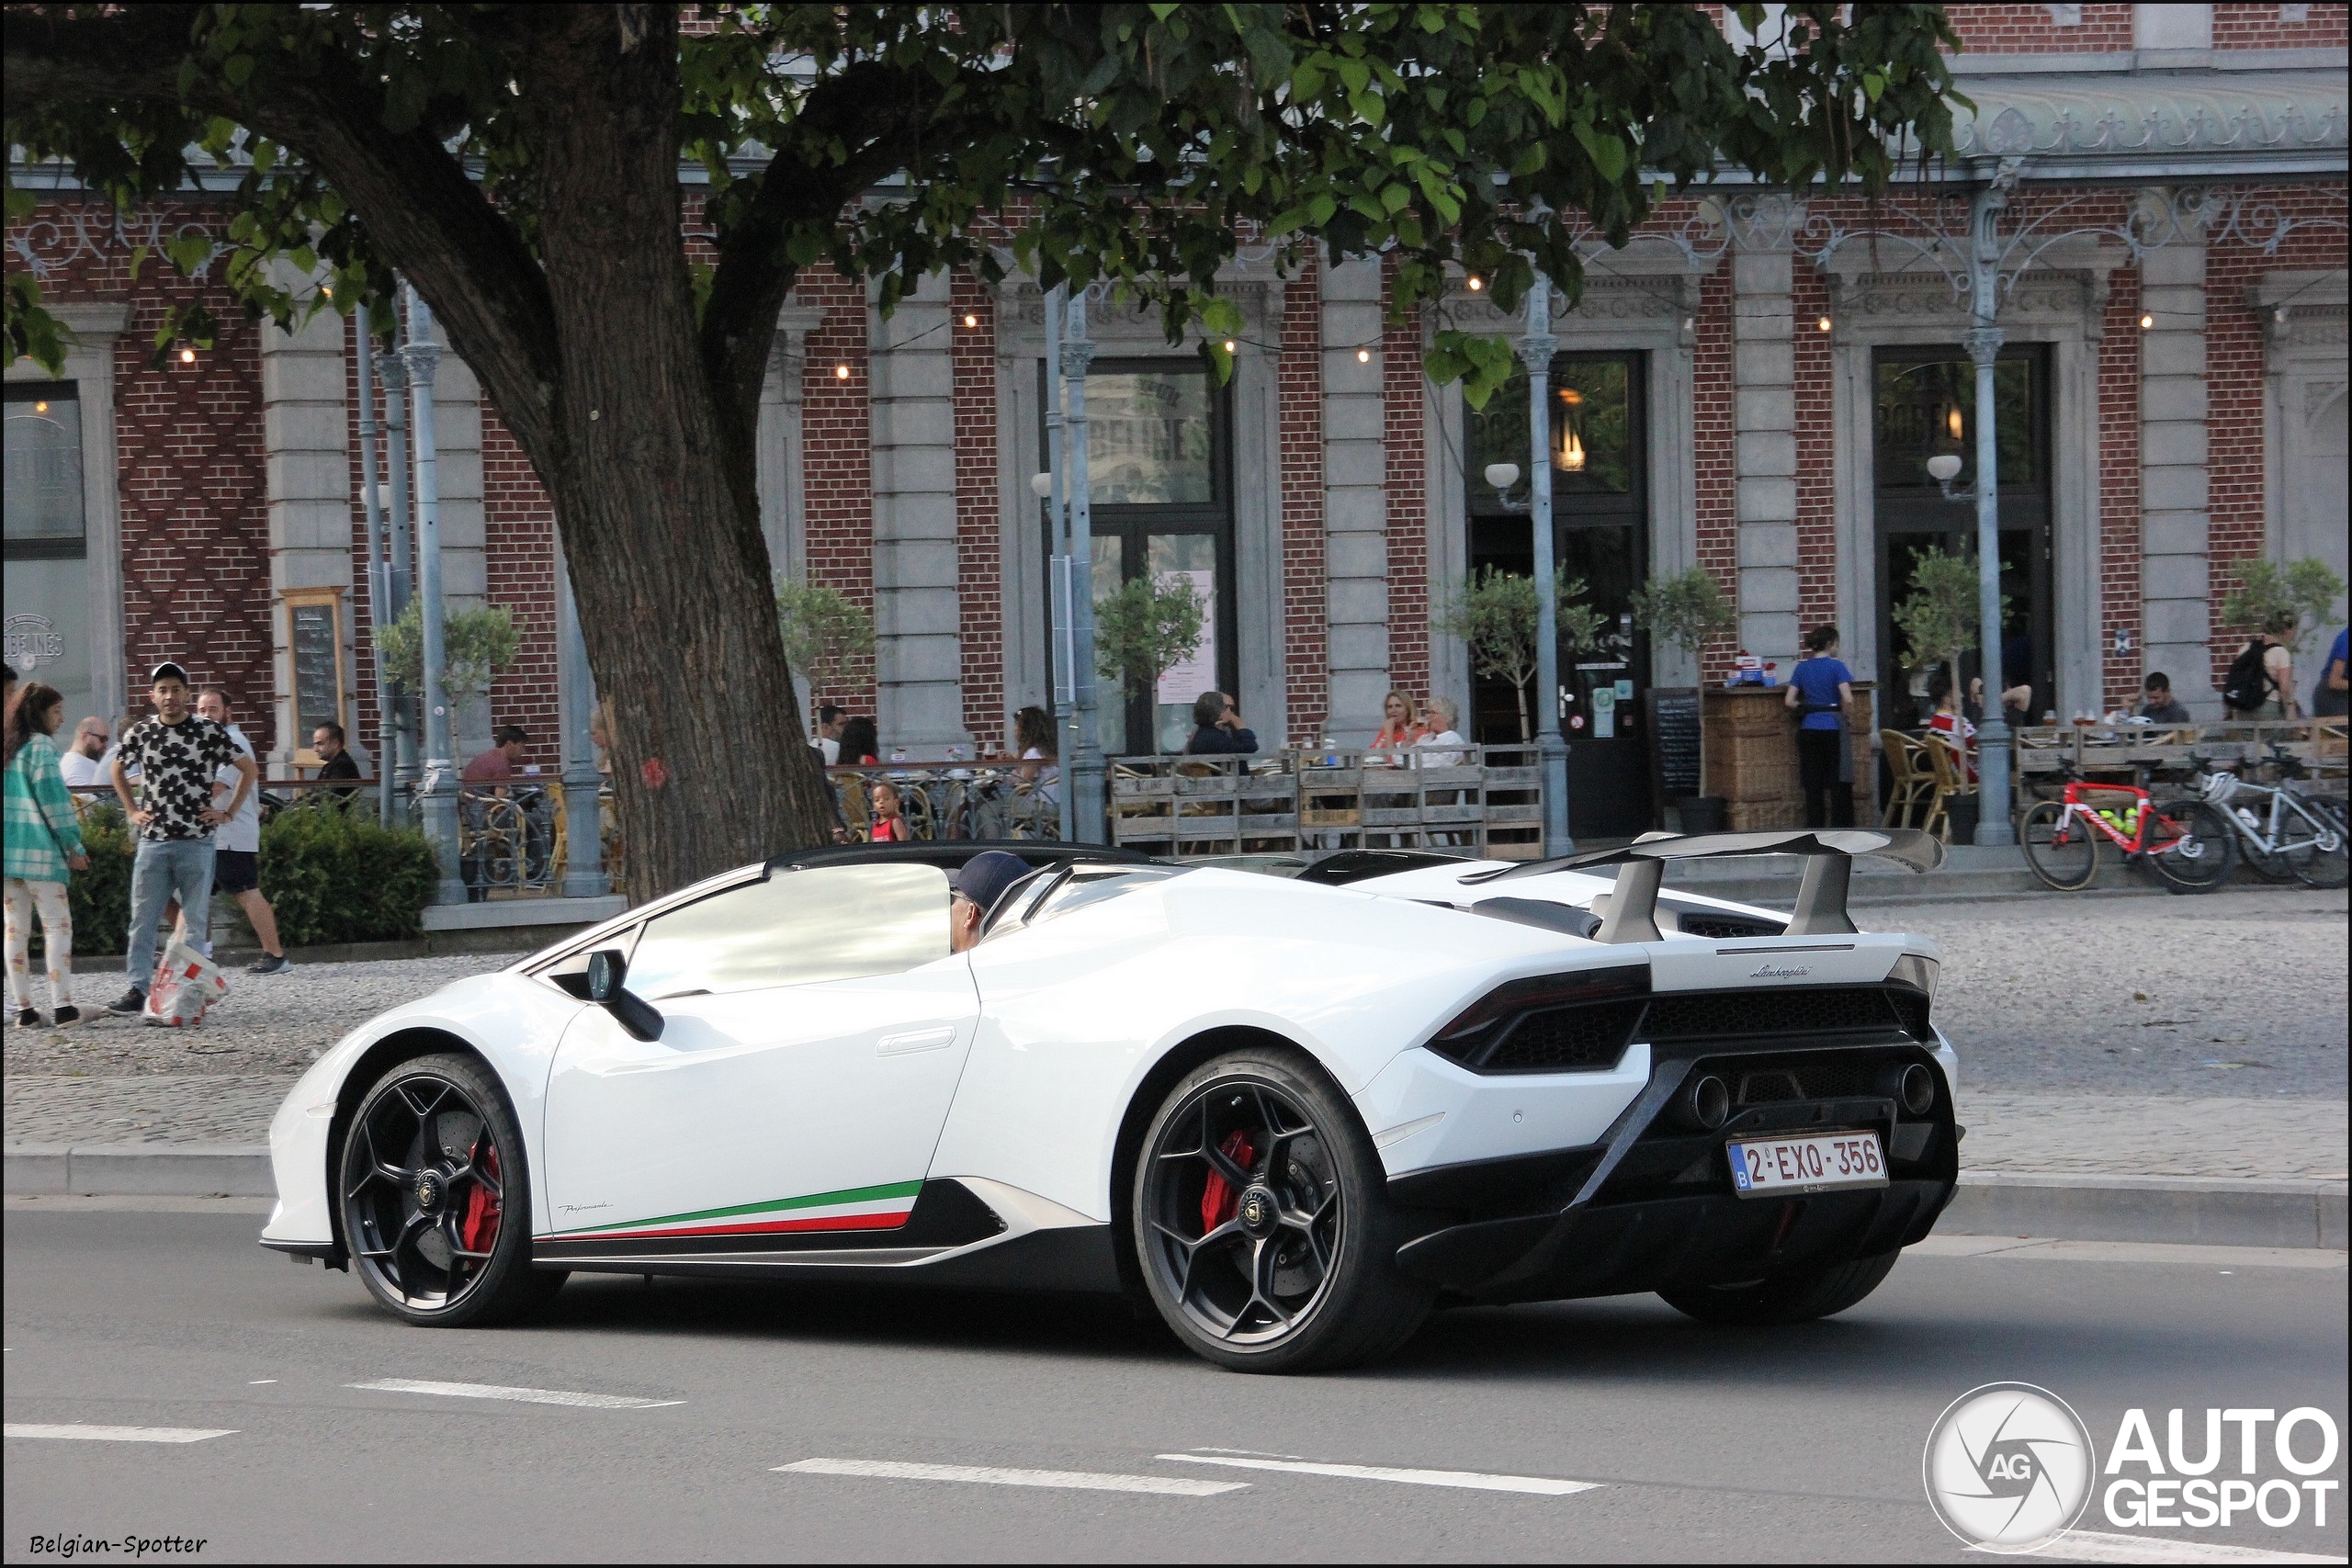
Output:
[1464,353,1652,835]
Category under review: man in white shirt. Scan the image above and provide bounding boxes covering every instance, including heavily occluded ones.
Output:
[813,704,846,765]
[56,716,112,787]
[196,688,290,974]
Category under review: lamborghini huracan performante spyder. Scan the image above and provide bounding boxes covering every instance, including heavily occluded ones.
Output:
[263,830,1962,1372]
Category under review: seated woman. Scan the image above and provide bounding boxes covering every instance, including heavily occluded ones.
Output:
[1011,705,1059,806]
[1415,695,1468,769]
[836,716,880,768]
[1370,689,1426,765]
[1925,671,1979,785]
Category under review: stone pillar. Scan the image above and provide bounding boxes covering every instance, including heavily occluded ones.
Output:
[258,289,354,772]
[868,273,969,751]
[2139,202,2215,713]
[1733,213,1802,671]
[1322,254,1389,742]
[423,320,490,755]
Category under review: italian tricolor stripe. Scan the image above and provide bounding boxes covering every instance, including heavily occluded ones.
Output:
[551,1179,922,1240]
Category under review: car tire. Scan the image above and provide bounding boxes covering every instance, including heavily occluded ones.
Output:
[339,1051,566,1328]
[1133,1047,1432,1373]
[1657,1247,1901,1327]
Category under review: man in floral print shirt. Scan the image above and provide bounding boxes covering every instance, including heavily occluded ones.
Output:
[105,662,256,1014]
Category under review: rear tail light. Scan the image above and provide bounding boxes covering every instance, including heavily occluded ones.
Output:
[1428,964,1649,1066]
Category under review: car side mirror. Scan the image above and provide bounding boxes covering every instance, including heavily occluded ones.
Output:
[583,948,664,1042]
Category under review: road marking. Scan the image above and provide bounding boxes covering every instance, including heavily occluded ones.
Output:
[1159,1451,1600,1495]
[248,1379,276,1385]
[6,1424,235,1443]
[347,1378,682,1409]
[1910,1236,2346,1270]
[1976,1530,2349,1564]
[775,1458,1245,1497]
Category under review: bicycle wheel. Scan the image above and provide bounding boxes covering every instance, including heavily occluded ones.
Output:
[2020,800,2100,891]
[2280,800,2348,889]
[2144,799,2238,894]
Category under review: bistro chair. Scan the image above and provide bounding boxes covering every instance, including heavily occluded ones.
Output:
[1879,730,1935,829]
[1920,731,1972,843]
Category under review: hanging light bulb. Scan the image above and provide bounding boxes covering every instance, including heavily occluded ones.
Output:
[834,363,851,379]
[2139,312,2154,330]
[1356,347,1371,363]
[1466,275,1483,292]
[1816,314,1833,333]
[1223,339,1237,354]
[179,347,196,364]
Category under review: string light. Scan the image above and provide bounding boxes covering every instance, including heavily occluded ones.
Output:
[2139,312,2154,330]
[961,312,978,328]
[834,363,851,379]
[179,347,196,364]
[1223,339,1237,353]
[1816,314,1833,333]
[1465,276,1483,291]
[33,400,49,413]
[1356,347,1371,363]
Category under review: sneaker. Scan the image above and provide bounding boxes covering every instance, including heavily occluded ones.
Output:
[248,953,291,975]
[107,987,148,1016]
[13,1008,37,1030]
[52,1005,81,1026]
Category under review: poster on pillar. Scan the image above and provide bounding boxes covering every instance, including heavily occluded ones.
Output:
[1154,569,1219,709]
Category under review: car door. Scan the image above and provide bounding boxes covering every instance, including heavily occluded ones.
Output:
[540,862,978,1249]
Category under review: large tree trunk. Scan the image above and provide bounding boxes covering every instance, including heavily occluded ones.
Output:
[509,9,833,905]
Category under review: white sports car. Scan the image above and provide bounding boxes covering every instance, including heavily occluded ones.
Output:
[263,830,1961,1372]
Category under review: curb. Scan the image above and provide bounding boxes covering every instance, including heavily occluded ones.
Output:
[6,1148,2345,1248]
[6,1144,274,1198]
[1943,1171,2347,1250]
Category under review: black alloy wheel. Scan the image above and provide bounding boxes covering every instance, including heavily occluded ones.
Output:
[339,1052,564,1327]
[1134,1049,1430,1373]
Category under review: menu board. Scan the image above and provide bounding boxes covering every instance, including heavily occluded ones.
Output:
[1649,687,1703,800]
[290,601,340,738]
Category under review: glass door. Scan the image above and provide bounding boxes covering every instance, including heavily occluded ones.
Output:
[1872,348,2052,729]
[3,382,95,728]
[1043,360,1236,754]
[1464,352,1651,835]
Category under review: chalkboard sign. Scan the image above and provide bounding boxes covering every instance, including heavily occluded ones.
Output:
[290,600,341,738]
[1648,687,1703,800]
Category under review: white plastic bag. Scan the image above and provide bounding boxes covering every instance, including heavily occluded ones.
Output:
[144,938,228,1027]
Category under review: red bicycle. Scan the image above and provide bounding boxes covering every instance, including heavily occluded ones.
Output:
[2018,761,2237,894]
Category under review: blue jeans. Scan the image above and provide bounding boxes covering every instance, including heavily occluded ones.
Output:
[126,837,217,988]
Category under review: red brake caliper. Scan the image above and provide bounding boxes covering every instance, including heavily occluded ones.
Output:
[459,1143,502,1257]
[1199,1129,1257,1233]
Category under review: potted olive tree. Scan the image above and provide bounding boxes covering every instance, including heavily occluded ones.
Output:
[775,575,877,737]
[1891,547,2000,841]
[1630,566,1736,831]
[1434,567,1605,743]
[1096,573,1206,754]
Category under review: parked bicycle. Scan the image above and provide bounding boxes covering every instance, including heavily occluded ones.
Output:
[2188,744,2347,889]
[2018,759,2236,894]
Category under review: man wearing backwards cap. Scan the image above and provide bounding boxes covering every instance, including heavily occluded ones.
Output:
[106,661,255,1014]
[946,850,1031,953]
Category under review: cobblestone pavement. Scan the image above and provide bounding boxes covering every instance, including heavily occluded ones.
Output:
[6,890,2344,1180]
[4,952,516,1078]
[1885,886,2346,1100]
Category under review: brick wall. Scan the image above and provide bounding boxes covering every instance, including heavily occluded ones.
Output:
[8,201,277,748]
[2213,3,2348,48]
[480,406,561,761]
[2099,265,2145,715]
[1792,261,1838,636]
[794,265,877,717]
[950,269,1007,746]
[1944,3,2134,52]
[1280,264,1328,744]
[1382,259,1431,709]
[2202,183,2352,693]
[1692,263,1740,683]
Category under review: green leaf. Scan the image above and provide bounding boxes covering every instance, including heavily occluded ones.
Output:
[223,54,254,88]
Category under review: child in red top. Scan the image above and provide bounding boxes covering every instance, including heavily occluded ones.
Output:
[869,780,916,841]
[1925,671,1978,784]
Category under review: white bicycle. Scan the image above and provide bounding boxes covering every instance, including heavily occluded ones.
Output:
[2189,747,2347,889]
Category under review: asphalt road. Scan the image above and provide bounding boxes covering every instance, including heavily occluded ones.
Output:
[6,1201,2346,1563]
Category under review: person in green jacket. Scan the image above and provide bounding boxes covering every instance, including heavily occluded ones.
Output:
[5,681,89,1027]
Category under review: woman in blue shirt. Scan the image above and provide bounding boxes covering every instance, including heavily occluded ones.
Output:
[1783,626,1855,829]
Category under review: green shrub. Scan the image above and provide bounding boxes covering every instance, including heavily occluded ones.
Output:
[258,804,439,947]
[63,805,134,957]
[45,800,437,957]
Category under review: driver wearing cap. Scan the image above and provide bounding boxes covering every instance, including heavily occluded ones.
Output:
[947,851,1031,953]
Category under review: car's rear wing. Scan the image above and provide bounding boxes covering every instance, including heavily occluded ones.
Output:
[1462,829,1946,943]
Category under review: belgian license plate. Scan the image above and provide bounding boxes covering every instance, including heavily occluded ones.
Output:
[1726,1130,1888,1197]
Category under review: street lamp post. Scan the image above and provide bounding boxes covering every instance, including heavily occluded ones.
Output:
[1063,288,1105,842]
[553,538,609,898]
[1963,182,2016,846]
[376,340,418,805]
[400,288,466,904]
[1518,270,1574,856]
[1042,283,1077,844]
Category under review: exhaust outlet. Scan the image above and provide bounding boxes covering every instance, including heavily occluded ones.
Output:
[1682,1074,1730,1132]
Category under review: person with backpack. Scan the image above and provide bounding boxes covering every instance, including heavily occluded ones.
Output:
[4,682,89,1028]
[2222,619,2299,719]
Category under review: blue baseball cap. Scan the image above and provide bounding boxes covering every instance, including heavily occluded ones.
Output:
[950,851,1031,918]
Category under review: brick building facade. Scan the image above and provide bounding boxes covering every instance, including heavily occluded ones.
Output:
[5,3,2345,837]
